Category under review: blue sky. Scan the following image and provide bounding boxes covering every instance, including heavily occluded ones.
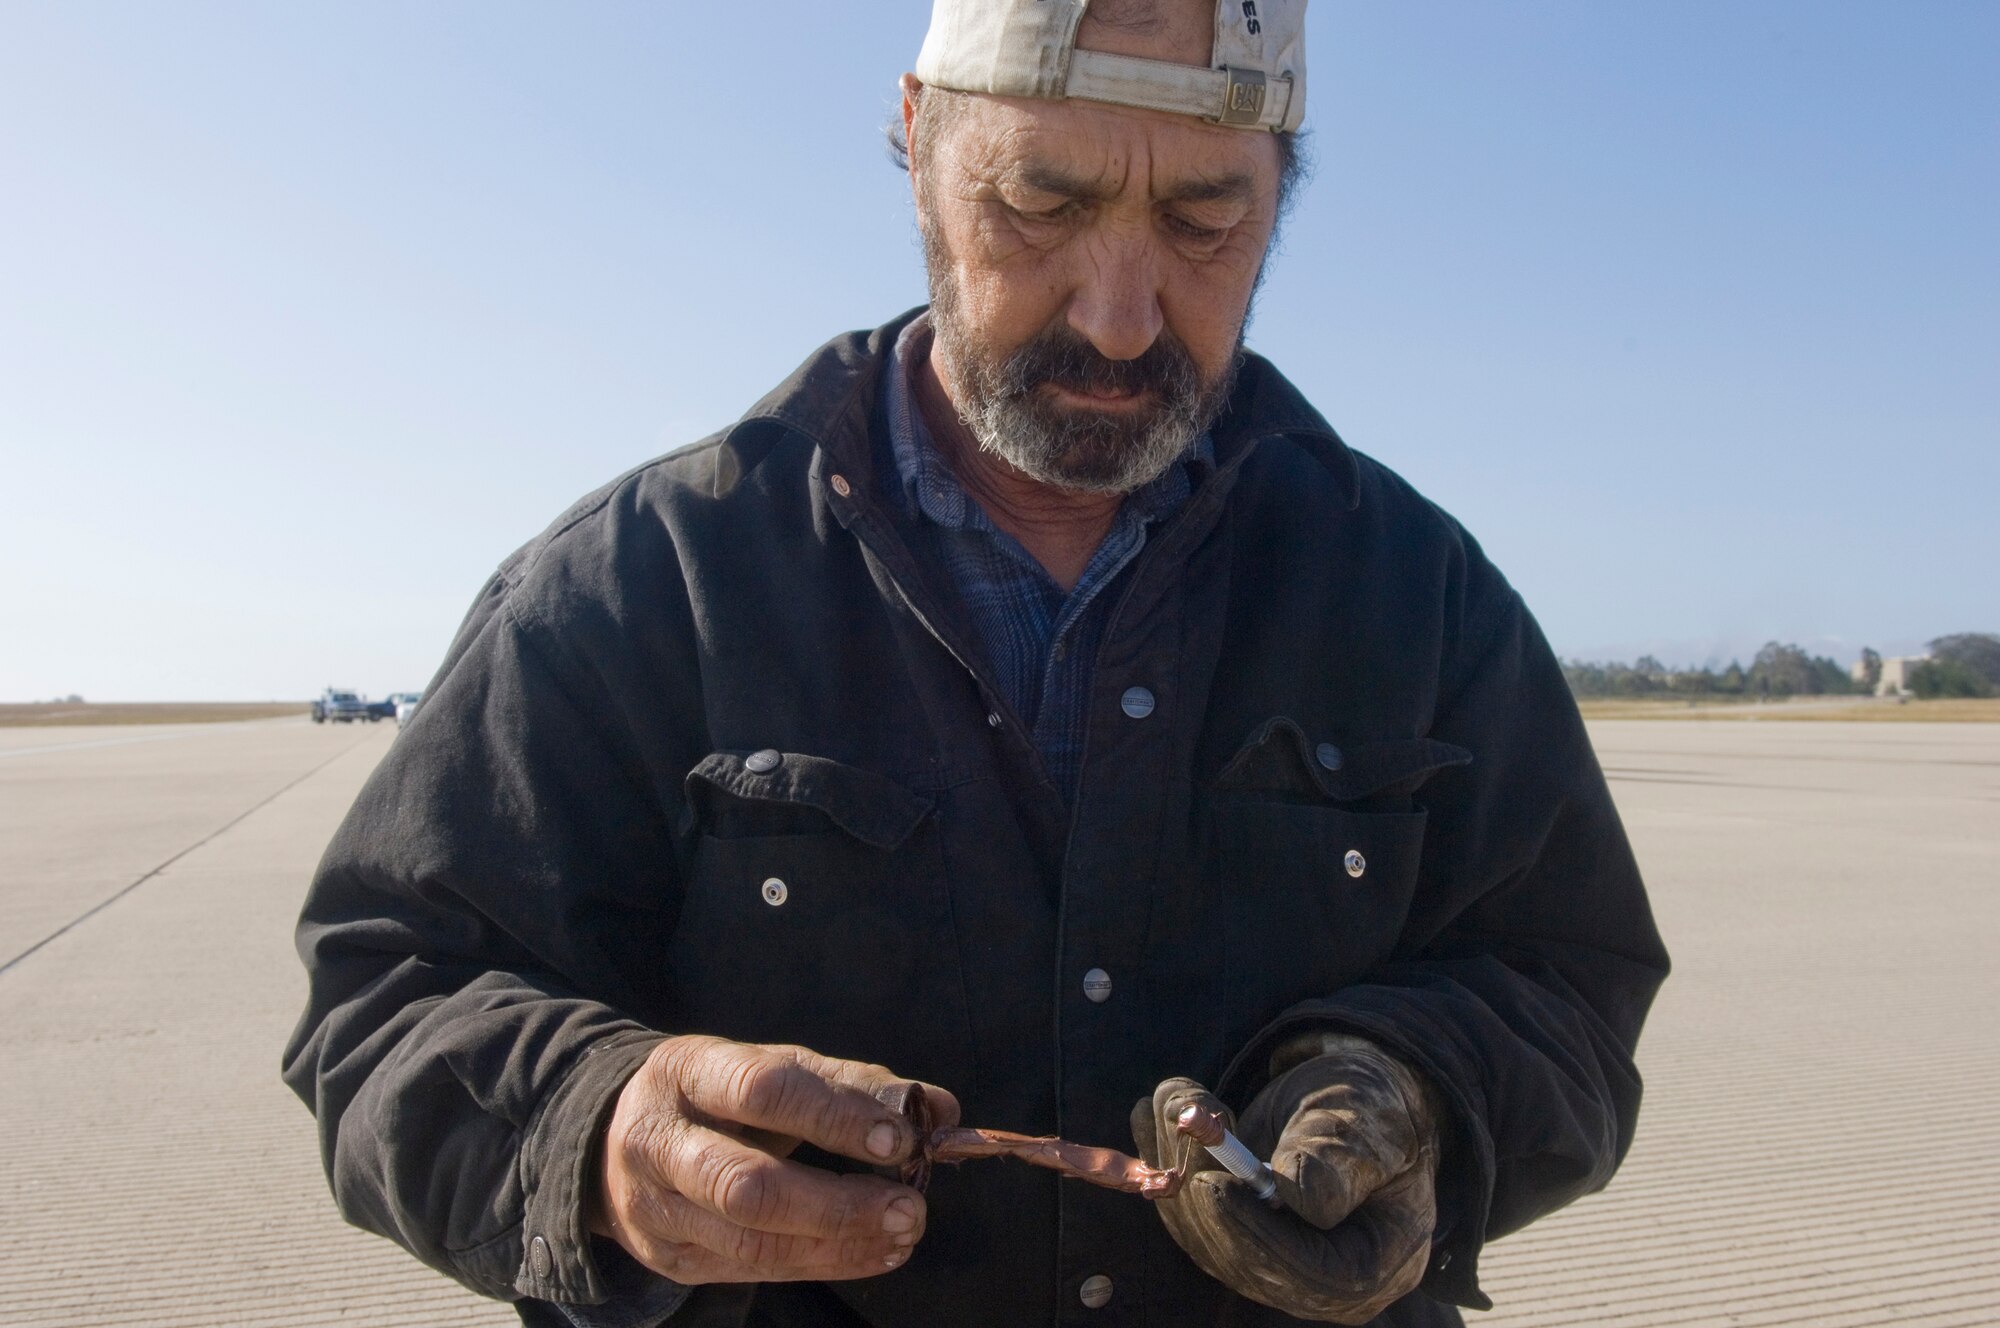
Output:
[1,1,1993,700]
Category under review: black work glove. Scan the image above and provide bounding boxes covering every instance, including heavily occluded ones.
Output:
[1131,1033,1442,1325]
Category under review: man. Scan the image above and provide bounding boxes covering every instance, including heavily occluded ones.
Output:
[284,2,1667,1324]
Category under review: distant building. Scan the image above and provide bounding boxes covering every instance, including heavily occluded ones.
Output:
[1861,656,1927,697]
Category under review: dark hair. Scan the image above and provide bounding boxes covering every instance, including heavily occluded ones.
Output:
[884,86,1313,223]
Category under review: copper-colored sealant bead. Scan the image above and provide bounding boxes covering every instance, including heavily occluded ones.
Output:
[886,1082,1255,1203]
[1175,1103,1226,1148]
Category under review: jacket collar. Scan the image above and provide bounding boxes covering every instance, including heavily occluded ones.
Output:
[722,307,1361,513]
[1208,348,1362,511]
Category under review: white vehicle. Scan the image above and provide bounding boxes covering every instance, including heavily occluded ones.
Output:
[390,692,424,727]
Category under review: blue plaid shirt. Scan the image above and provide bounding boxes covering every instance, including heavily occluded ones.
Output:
[883,317,1213,803]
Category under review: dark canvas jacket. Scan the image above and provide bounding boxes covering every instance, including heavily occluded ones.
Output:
[283,311,1668,1328]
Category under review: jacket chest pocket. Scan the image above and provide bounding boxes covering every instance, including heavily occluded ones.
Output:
[1208,719,1470,1050]
[663,751,969,1084]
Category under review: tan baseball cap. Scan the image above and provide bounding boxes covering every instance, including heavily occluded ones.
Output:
[916,0,1307,134]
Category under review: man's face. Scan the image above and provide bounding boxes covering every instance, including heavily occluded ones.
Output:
[908,17,1284,494]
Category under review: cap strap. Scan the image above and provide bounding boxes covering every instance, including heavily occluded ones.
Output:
[1064,49,1292,131]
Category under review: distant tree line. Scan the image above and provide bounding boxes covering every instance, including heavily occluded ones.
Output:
[1562,643,1852,699]
[1561,632,2000,701]
[1909,633,2000,699]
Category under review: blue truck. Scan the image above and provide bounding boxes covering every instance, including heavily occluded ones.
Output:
[311,688,376,724]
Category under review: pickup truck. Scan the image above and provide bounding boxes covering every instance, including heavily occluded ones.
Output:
[311,689,375,724]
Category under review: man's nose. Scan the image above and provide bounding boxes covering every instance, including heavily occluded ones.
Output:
[1065,238,1165,363]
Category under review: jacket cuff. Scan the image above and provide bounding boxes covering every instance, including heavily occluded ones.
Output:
[514,1029,670,1305]
[1219,1004,1496,1313]
[552,1241,692,1328]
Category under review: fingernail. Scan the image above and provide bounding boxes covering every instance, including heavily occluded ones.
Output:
[881,1198,917,1234]
[865,1122,900,1160]
[884,1250,908,1269]
[891,1230,917,1248]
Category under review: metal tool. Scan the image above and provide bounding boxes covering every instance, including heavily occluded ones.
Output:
[1177,1103,1280,1204]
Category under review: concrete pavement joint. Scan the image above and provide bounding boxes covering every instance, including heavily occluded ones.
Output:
[0,716,302,761]
[0,731,373,977]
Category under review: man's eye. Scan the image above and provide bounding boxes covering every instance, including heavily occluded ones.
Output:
[1016,201,1083,225]
[1164,215,1228,243]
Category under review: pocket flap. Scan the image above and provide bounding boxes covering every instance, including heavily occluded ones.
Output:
[1216,717,1471,803]
[684,751,933,851]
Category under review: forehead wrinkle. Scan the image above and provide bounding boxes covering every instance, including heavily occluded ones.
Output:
[973,124,1132,200]
[948,115,1114,195]
[956,103,1270,208]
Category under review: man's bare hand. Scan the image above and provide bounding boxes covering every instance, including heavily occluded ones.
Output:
[592,1035,961,1285]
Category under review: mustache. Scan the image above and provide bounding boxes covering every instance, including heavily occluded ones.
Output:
[995,326,1202,403]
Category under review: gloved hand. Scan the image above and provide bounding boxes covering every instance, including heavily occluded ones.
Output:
[1131,1033,1442,1325]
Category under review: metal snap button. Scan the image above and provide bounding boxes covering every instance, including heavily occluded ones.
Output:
[745,749,782,774]
[1120,687,1156,720]
[829,473,853,498]
[1083,969,1113,1004]
[761,878,789,907]
[987,712,1003,729]
[1079,1274,1114,1309]
[1316,742,1344,771]
[529,1234,553,1279]
[1345,850,1366,879]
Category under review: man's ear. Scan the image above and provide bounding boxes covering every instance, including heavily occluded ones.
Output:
[899,73,924,192]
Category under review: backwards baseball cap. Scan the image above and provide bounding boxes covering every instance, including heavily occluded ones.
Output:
[916,0,1307,134]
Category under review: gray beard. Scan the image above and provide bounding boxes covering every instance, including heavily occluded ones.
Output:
[922,226,1240,496]
[946,354,1210,495]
